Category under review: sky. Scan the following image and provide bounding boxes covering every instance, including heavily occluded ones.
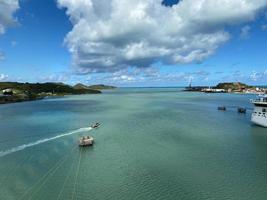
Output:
[0,0,267,87]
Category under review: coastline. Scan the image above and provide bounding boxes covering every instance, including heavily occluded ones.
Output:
[0,93,91,105]
[1,83,265,105]
[0,82,117,105]
[184,82,267,95]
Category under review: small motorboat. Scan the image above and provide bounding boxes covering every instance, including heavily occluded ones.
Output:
[79,136,94,147]
[91,122,100,129]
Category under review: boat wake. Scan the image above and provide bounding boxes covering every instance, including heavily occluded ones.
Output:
[0,127,92,158]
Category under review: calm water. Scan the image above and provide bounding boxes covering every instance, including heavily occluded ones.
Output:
[0,88,267,200]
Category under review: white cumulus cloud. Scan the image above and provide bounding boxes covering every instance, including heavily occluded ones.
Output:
[249,70,267,81]
[38,74,71,83]
[0,0,19,35]
[58,0,267,73]
[0,0,19,62]
[0,73,8,81]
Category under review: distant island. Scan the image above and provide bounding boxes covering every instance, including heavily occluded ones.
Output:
[0,82,116,104]
[73,83,116,90]
[184,82,267,94]
[215,82,254,91]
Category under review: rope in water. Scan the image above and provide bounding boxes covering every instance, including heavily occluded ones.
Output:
[0,154,29,187]
[28,146,77,200]
[0,154,34,199]
[71,148,83,200]
[19,145,76,200]
[56,152,78,200]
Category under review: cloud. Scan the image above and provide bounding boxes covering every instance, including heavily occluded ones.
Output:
[0,73,8,81]
[0,51,5,61]
[249,71,259,81]
[232,70,245,78]
[58,0,267,73]
[0,0,19,35]
[217,69,267,83]
[249,70,267,81]
[261,24,267,31]
[240,25,251,39]
[0,0,19,62]
[84,67,213,85]
[38,74,71,83]
[11,40,18,46]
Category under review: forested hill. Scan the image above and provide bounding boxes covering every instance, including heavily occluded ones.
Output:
[0,82,103,104]
[0,82,101,94]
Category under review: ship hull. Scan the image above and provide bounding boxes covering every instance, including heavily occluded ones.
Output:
[251,107,267,127]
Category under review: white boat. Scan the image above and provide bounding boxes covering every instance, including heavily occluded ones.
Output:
[251,95,267,127]
[79,136,94,146]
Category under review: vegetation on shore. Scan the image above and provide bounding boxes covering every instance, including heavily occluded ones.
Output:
[73,83,116,90]
[88,84,117,90]
[215,82,254,91]
[0,82,115,104]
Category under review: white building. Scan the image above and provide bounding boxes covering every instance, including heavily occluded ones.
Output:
[2,89,13,95]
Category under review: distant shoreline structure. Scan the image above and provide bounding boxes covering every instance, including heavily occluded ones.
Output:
[184,82,267,94]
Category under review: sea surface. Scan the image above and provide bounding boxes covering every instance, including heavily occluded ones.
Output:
[0,88,267,200]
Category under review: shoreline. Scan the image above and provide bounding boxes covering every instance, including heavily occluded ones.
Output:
[0,93,80,105]
[0,82,118,105]
[184,82,267,95]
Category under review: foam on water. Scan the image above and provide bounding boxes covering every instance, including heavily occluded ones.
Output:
[0,127,92,158]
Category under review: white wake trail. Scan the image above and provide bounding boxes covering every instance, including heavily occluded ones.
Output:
[0,127,92,158]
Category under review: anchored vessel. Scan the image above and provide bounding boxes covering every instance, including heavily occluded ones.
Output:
[79,136,94,146]
[251,95,267,127]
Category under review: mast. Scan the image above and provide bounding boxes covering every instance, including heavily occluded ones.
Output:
[189,77,192,88]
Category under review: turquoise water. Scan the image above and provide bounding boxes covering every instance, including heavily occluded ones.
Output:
[0,88,267,200]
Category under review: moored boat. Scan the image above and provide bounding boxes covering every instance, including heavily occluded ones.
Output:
[79,136,94,146]
[251,95,267,127]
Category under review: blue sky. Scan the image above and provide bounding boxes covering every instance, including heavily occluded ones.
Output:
[0,0,267,86]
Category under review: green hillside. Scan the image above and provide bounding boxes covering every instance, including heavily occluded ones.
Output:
[0,82,101,104]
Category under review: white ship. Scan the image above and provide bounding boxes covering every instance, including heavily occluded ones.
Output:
[251,95,267,127]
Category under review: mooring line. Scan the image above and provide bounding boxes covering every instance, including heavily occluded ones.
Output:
[0,154,27,187]
[28,146,77,200]
[71,148,83,200]
[0,154,33,199]
[19,145,76,200]
[56,155,77,200]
